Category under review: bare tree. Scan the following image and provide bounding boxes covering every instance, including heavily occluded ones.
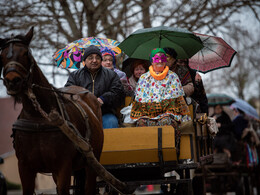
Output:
[0,0,259,98]
[203,21,260,100]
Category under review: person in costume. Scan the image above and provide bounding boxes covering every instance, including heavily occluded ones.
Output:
[130,48,191,127]
[130,48,191,156]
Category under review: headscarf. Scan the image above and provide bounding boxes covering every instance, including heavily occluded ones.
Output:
[100,47,117,67]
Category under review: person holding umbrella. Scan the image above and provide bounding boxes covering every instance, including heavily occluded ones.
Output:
[164,47,208,114]
[65,45,125,129]
[230,108,249,141]
[211,104,235,158]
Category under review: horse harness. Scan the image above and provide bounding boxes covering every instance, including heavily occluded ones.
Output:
[0,37,35,85]
[1,37,92,142]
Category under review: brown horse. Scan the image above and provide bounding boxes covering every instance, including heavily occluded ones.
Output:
[0,27,105,194]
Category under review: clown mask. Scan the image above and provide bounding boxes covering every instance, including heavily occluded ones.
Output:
[152,53,167,72]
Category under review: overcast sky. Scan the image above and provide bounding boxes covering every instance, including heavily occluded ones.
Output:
[0,7,259,100]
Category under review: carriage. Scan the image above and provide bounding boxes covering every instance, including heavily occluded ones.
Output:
[1,27,259,195]
[94,97,214,195]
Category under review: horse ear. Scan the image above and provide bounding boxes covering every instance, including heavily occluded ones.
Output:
[25,27,34,45]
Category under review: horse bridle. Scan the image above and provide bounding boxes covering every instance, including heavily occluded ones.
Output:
[0,38,35,86]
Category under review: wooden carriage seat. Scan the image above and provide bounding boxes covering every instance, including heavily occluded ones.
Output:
[100,125,194,165]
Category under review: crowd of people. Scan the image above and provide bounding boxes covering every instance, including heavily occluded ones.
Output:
[211,104,259,165]
[65,45,208,128]
[64,45,259,166]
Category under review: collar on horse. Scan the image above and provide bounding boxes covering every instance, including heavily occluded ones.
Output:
[24,86,91,141]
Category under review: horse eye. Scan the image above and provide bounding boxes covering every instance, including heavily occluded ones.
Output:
[22,51,28,56]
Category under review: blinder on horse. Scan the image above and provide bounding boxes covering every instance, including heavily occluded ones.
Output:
[0,37,35,93]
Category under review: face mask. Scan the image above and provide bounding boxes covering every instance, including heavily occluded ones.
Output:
[152,54,167,63]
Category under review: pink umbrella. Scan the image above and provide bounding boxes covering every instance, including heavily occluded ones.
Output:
[189,33,237,73]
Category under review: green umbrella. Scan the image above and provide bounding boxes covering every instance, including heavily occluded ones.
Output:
[207,93,235,106]
[118,26,203,60]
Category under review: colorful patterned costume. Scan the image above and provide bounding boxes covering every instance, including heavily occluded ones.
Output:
[130,66,191,126]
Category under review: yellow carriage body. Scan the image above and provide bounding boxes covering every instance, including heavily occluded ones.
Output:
[100,125,194,165]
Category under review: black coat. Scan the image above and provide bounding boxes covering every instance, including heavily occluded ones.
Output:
[65,66,125,115]
[189,69,209,114]
[232,115,248,140]
[212,111,232,135]
[220,114,248,140]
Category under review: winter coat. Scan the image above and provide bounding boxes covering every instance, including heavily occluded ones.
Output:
[189,69,209,114]
[172,64,194,97]
[65,66,125,115]
[211,111,232,135]
[128,75,138,92]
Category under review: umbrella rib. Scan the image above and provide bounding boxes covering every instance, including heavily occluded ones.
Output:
[121,34,157,57]
[94,37,103,48]
[162,34,190,57]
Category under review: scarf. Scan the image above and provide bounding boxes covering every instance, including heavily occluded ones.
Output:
[149,65,169,80]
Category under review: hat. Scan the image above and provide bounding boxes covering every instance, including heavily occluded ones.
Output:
[164,47,178,59]
[100,47,116,67]
[149,48,167,62]
[82,45,102,61]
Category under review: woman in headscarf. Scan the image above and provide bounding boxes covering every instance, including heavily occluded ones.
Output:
[101,47,133,96]
[130,48,191,127]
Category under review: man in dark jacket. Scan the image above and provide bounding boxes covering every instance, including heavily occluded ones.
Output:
[65,45,125,128]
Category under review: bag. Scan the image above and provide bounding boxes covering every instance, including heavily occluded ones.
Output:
[207,116,219,136]
[120,104,135,124]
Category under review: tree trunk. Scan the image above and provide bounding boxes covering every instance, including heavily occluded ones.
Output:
[141,0,152,28]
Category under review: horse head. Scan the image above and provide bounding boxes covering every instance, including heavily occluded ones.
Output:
[0,27,34,97]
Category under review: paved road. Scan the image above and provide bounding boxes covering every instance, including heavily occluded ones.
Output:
[7,190,237,195]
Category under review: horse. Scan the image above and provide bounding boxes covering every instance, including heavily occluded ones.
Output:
[0,27,105,195]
